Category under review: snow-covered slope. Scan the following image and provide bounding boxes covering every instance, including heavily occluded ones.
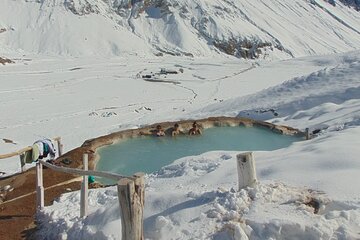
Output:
[1,37,360,240]
[24,50,360,240]
[1,0,360,58]
[198,50,360,132]
[35,131,360,239]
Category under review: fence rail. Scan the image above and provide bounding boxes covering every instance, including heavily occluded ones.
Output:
[39,160,132,181]
[36,153,145,240]
[1,138,145,240]
[0,137,62,159]
[0,146,32,159]
[1,137,259,240]
[0,137,63,173]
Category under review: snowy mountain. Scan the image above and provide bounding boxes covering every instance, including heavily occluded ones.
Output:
[1,0,360,58]
[329,0,360,10]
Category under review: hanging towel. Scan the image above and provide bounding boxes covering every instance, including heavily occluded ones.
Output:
[23,149,33,164]
[32,144,40,162]
[34,141,44,156]
[20,149,33,167]
[42,139,56,159]
[20,153,25,168]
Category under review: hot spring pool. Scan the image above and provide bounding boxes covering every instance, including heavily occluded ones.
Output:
[96,126,302,181]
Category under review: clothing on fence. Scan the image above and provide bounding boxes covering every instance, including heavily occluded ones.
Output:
[34,141,44,156]
[14,139,58,167]
[32,144,40,162]
[23,149,33,164]
[42,139,56,158]
[32,139,57,162]
[20,149,33,168]
[34,138,56,161]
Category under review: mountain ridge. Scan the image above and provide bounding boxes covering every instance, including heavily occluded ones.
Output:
[1,0,360,58]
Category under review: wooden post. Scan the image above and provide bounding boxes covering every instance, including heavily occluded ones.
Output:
[305,128,310,140]
[57,137,63,157]
[133,172,145,239]
[133,172,145,208]
[36,162,44,210]
[80,153,89,218]
[117,172,145,240]
[236,152,257,190]
[20,154,26,173]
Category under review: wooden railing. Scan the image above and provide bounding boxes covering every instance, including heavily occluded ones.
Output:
[0,146,32,159]
[36,153,145,240]
[1,138,145,240]
[35,152,256,240]
[0,137,63,172]
[1,137,259,240]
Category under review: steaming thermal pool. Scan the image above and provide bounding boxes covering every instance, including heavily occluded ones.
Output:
[96,126,302,182]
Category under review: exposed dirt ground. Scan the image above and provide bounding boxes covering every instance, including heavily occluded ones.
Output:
[0,147,87,240]
[0,171,81,239]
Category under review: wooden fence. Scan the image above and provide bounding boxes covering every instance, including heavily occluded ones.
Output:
[2,138,260,240]
[0,137,63,172]
[0,138,145,240]
[37,154,145,240]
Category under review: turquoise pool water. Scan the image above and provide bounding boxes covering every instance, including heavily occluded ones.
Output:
[96,126,302,181]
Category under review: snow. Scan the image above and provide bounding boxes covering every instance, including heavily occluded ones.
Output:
[1,50,360,238]
[198,51,360,132]
[35,149,360,239]
[1,0,360,239]
[0,54,328,174]
[1,0,360,58]
[0,51,356,239]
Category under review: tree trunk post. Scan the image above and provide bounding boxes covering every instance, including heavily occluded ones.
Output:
[305,128,310,140]
[57,137,63,157]
[117,172,145,240]
[36,162,44,210]
[133,172,145,239]
[236,152,257,190]
[20,154,26,173]
[80,153,89,218]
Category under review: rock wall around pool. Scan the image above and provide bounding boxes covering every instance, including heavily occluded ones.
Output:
[56,117,304,172]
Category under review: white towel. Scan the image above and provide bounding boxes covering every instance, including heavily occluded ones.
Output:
[34,141,44,156]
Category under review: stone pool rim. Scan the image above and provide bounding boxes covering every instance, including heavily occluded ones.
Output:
[57,116,305,174]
